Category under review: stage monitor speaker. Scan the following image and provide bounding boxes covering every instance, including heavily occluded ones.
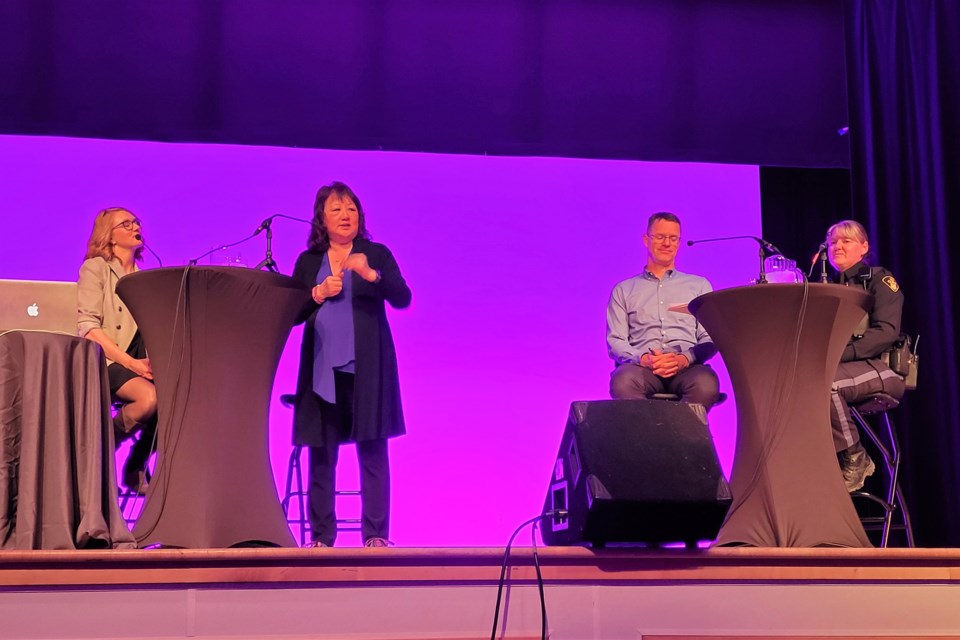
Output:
[542,399,731,547]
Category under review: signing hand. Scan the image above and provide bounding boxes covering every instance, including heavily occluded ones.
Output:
[343,253,378,282]
[129,357,154,380]
[313,275,343,303]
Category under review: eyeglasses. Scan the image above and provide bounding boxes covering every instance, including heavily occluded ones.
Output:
[113,218,142,231]
[647,234,680,244]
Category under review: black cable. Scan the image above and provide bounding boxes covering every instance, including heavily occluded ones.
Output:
[531,520,547,640]
[271,213,317,228]
[490,511,565,640]
[140,239,163,267]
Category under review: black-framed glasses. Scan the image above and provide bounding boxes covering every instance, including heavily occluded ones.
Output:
[113,218,142,231]
[647,233,680,244]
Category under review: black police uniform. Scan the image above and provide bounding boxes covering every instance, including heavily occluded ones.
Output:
[831,261,906,451]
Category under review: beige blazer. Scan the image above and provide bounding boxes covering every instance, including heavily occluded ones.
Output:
[77,257,140,363]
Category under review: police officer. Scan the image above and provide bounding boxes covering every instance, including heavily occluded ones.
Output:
[827,220,906,492]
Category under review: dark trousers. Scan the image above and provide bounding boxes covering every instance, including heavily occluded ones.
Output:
[308,371,390,546]
[831,358,906,452]
[609,362,721,409]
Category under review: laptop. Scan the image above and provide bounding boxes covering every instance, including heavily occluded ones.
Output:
[0,279,78,335]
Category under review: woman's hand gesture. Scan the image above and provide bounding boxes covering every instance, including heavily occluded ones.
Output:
[343,253,379,282]
[313,275,343,303]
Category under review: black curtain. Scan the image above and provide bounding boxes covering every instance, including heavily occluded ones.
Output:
[759,167,853,277]
[843,0,960,546]
[0,0,848,167]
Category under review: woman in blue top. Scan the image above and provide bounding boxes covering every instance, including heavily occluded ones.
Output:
[291,182,411,548]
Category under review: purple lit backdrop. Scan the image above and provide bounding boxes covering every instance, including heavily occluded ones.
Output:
[0,134,761,546]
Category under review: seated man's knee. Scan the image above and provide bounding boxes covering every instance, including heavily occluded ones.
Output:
[682,366,719,406]
[610,365,652,399]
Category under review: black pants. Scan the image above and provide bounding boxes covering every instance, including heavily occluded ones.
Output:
[308,371,390,546]
[609,362,721,409]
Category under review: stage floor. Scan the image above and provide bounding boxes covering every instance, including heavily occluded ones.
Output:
[2,547,960,639]
[3,545,960,587]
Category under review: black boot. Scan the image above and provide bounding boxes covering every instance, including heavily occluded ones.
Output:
[113,408,133,447]
[839,441,876,492]
[122,421,156,493]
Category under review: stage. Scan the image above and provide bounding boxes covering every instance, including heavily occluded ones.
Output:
[2,546,960,639]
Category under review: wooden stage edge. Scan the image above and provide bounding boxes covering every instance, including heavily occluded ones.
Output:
[3,546,960,588]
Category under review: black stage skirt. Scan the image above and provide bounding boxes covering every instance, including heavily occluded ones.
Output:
[107,331,147,397]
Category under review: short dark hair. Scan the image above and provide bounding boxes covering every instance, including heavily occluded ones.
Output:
[308,181,371,251]
[647,211,681,232]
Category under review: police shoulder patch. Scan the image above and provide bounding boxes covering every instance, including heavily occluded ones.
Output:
[882,275,900,292]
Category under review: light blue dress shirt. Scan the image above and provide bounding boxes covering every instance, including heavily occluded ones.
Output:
[606,268,716,366]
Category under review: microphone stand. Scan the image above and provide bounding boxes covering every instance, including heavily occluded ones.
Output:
[253,217,279,273]
[819,249,829,283]
[757,243,767,284]
[687,235,779,285]
[188,213,314,269]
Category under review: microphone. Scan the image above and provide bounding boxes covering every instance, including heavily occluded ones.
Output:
[188,214,321,266]
[810,242,828,265]
[687,235,785,285]
[136,234,164,267]
[254,216,275,235]
[759,238,783,255]
[255,214,320,235]
[809,242,830,283]
[687,235,783,254]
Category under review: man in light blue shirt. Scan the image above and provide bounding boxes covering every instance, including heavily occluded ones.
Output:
[606,212,720,408]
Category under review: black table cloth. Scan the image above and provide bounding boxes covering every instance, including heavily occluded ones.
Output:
[0,331,135,550]
[689,283,873,547]
[117,266,310,548]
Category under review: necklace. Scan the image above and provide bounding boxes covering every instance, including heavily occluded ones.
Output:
[328,246,351,272]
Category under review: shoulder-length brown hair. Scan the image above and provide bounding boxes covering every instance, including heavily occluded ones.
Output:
[84,207,145,262]
[307,182,371,251]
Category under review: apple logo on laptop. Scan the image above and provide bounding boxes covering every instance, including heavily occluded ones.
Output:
[27,303,39,318]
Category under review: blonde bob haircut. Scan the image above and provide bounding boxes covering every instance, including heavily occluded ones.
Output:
[85,207,145,262]
[826,219,869,245]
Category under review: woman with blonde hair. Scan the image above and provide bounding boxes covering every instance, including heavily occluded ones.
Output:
[826,219,906,492]
[77,207,157,492]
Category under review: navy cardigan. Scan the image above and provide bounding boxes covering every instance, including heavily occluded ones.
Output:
[290,237,411,447]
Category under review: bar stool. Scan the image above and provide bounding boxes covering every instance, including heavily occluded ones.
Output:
[117,483,147,529]
[849,392,915,547]
[279,395,361,546]
[651,391,728,407]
